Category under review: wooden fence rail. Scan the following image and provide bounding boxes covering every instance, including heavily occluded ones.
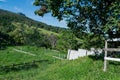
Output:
[103,39,120,71]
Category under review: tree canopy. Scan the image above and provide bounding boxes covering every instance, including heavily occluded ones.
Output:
[34,0,120,38]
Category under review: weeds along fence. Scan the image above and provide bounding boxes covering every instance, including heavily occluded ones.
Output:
[0,60,49,74]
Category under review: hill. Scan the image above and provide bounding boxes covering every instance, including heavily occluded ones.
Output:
[0,9,66,49]
[0,9,65,33]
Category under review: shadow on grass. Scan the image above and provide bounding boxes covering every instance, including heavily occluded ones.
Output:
[89,52,120,67]
[0,59,49,74]
[109,61,120,66]
[0,46,7,50]
[88,53,104,61]
[0,31,16,50]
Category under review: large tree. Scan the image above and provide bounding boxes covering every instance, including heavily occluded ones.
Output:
[34,0,120,38]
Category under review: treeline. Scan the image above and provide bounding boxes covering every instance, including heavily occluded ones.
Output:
[0,22,53,48]
[0,22,79,52]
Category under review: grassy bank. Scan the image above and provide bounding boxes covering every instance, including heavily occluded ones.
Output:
[0,46,120,80]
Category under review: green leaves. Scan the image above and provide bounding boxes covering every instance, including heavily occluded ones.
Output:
[56,30,78,52]
[33,0,40,6]
[34,0,120,38]
[104,1,120,38]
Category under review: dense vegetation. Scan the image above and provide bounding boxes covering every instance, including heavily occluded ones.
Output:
[0,9,105,52]
[0,9,82,52]
[33,0,120,51]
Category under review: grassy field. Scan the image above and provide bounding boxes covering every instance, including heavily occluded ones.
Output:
[0,46,63,65]
[0,46,120,80]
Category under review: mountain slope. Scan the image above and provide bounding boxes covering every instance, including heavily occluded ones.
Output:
[0,9,63,48]
[0,9,65,33]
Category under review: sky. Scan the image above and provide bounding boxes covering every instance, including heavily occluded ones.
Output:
[0,0,67,28]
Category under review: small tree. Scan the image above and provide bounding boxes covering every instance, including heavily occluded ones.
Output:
[56,30,78,52]
[48,34,57,49]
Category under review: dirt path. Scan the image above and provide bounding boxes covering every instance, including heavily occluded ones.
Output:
[52,56,65,60]
[13,48,36,56]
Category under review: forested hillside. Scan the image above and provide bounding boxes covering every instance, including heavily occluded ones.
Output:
[0,9,78,52]
[0,9,65,33]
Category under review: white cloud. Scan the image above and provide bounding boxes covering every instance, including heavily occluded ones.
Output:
[0,0,6,2]
[59,20,67,28]
[30,0,34,5]
[60,20,67,24]
[14,6,23,12]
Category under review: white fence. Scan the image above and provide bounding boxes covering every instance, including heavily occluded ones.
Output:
[67,49,102,60]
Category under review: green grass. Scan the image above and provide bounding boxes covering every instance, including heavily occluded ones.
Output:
[0,46,64,64]
[0,46,120,80]
[35,57,120,80]
[38,28,59,36]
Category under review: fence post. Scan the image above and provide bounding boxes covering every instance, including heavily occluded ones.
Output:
[67,49,71,59]
[104,40,107,71]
